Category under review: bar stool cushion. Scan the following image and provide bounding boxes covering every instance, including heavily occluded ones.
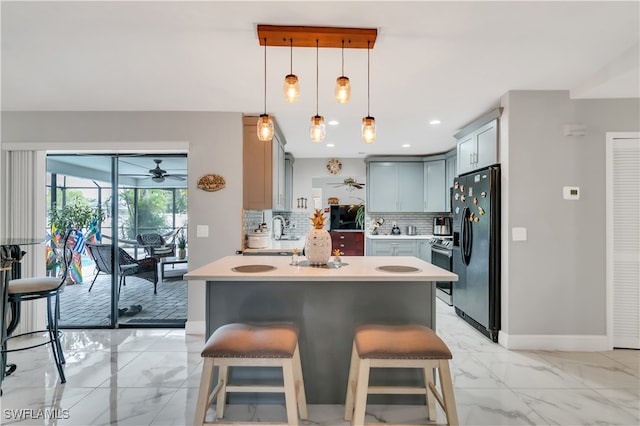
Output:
[8,277,62,295]
[202,323,299,359]
[354,324,452,360]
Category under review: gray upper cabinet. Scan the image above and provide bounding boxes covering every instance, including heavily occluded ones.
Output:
[367,162,424,212]
[367,162,398,212]
[444,150,457,212]
[456,118,498,175]
[424,159,445,212]
[284,153,294,211]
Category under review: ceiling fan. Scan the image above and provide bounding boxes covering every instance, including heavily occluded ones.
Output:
[122,159,186,183]
[147,159,186,182]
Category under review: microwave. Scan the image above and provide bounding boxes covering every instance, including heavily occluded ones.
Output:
[329,205,362,231]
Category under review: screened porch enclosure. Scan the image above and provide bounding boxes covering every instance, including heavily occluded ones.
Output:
[46,154,188,328]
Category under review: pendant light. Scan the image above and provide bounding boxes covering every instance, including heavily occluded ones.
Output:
[361,40,376,143]
[257,38,274,141]
[283,38,300,103]
[310,39,326,143]
[334,40,351,104]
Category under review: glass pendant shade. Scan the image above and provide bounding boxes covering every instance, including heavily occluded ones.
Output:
[283,74,300,103]
[257,114,274,141]
[309,115,326,143]
[361,116,376,143]
[335,76,351,104]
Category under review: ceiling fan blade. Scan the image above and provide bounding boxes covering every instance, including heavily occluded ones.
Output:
[165,175,186,181]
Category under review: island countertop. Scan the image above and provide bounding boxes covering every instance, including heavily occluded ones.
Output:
[184,255,458,282]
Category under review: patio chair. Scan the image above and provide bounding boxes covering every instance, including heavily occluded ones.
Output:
[85,243,158,297]
[136,232,176,261]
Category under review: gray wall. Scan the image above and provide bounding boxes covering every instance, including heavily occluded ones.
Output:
[500,91,639,344]
[1,111,243,334]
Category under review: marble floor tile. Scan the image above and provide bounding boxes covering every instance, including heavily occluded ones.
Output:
[534,350,640,389]
[2,302,637,426]
[473,350,589,389]
[512,388,640,426]
[98,351,201,388]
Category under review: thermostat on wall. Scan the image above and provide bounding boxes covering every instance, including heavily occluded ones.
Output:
[563,186,580,200]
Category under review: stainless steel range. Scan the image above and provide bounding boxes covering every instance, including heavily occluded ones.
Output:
[430,238,453,305]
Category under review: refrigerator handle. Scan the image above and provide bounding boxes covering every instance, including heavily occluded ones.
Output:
[462,207,472,266]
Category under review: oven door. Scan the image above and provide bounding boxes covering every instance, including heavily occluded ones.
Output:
[431,246,453,305]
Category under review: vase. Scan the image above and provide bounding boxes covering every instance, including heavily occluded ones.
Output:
[178,248,186,259]
[305,228,331,265]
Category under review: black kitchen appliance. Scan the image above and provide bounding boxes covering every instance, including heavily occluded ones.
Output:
[329,205,361,231]
[433,216,452,236]
[430,238,453,305]
[452,165,500,342]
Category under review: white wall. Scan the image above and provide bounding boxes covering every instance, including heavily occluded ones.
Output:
[500,91,640,350]
[1,111,243,335]
[291,157,366,212]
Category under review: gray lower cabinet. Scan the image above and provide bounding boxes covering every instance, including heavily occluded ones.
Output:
[368,239,418,257]
[417,240,432,263]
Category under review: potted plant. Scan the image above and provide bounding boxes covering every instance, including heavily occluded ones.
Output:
[177,231,187,259]
[49,201,105,282]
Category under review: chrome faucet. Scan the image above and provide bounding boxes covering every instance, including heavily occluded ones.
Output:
[272,215,286,240]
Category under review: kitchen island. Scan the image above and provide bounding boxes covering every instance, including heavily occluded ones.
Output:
[185,255,457,404]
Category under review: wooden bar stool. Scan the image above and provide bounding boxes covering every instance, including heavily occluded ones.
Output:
[344,324,458,426]
[194,323,307,426]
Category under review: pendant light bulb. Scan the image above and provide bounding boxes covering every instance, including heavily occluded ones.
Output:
[361,40,375,143]
[362,116,376,144]
[310,39,325,143]
[257,38,274,142]
[335,40,351,104]
[310,115,326,143]
[335,76,350,104]
[284,74,300,103]
[283,39,300,103]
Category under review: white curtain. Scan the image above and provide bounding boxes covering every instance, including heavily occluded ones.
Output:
[1,150,47,332]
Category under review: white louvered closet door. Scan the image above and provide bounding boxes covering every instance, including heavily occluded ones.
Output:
[607,135,640,349]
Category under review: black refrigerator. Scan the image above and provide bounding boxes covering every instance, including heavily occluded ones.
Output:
[452,165,500,342]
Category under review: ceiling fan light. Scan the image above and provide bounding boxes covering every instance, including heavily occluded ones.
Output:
[335,76,351,104]
[257,114,274,141]
[362,116,376,144]
[309,115,326,143]
[152,176,165,183]
[283,74,300,103]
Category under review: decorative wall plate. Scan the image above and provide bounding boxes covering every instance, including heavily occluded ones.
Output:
[326,158,342,175]
[197,174,226,192]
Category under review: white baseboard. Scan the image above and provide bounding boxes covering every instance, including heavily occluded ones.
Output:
[185,320,206,336]
[500,332,611,351]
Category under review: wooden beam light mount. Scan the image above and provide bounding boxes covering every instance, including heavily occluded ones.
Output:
[257,25,377,49]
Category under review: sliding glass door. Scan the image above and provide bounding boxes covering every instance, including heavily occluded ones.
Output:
[47,154,188,328]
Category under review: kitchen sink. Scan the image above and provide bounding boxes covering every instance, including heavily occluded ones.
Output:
[276,236,300,241]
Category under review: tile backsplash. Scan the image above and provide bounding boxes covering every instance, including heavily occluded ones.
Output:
[244,209,450,237]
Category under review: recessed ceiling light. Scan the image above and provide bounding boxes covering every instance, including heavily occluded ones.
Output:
[328,120,339,126]
[326,143,335,148]
[429,119,441,125]
[402,143,411,148]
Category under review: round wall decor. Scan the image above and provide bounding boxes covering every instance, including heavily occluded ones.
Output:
[197,174,226,191]
[326,158,342,175]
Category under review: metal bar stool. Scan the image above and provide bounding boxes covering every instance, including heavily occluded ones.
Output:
[344,324,458,426]
[1,230,75,385]
[194,323,307,426]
